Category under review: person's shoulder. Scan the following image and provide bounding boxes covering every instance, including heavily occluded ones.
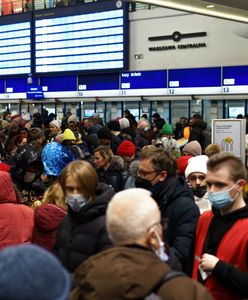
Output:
[158,275,213,300]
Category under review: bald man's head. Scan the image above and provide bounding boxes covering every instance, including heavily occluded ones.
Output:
[106,188,160,245]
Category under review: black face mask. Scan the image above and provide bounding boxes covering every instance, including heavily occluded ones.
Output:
[192,185,207,198]
[135,177,152,191]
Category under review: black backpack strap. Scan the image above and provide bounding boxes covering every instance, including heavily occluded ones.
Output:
[144,270,185,300]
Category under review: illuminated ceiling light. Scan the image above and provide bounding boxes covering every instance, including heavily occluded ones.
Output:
[206,4,215,8]
[134,0,248,23]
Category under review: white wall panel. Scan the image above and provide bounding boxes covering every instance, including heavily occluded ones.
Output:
[129,8,248,69]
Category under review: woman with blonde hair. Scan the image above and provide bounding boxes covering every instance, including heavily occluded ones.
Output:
[32,181,67,251]
[94,145,128,192]
[54,160,115,272]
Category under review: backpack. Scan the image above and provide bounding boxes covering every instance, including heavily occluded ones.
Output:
[144,270,185,300]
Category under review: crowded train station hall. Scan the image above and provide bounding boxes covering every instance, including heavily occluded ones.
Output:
[0,0,248,299]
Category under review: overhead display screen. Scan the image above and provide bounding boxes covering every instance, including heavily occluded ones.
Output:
[222,66,248,94]
[0,14,31,76]
[168,67,221,95]
[34,0,128,74]
[120,70,167,96]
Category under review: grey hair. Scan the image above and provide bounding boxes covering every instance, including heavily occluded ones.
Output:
[106,188,160,245]
[137,119,150,129]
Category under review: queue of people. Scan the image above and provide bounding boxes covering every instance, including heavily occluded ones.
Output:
[0,109,247,300]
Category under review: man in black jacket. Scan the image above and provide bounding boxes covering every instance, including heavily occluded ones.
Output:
[189,114,211,152]
[135,146,200,274]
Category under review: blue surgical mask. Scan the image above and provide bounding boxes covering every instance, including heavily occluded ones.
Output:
[66,194,87,212]
[208,183,238,209]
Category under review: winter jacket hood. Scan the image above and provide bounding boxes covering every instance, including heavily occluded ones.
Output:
[34,204,67,232]
[11,143,43,181]
[192,119,207,130]
[68,183,115,223]
[0,171,17,204]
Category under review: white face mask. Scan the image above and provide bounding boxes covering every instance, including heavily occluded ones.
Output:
[23,171,37,183]
[153,230,169,262]
[66,194,87,213]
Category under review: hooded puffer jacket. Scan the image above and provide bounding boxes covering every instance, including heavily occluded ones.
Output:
[189,119,209,151]
[55,183,115,272]
[0,171,34,250]
[32,204,67,251]
[96,156,128,192]
[11,143,44,206]
[71,246,213,300]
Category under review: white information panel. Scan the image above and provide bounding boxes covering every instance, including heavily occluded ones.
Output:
[212,119,246,162]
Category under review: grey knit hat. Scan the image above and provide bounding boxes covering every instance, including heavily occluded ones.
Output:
[182,141,202,156]
[0,244,71,300]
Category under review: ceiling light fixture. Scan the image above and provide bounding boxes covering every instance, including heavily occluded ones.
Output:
[136,0,248,23]
[206,4,215,8]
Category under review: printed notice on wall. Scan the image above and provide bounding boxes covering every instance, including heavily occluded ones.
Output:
[212,119,246,161]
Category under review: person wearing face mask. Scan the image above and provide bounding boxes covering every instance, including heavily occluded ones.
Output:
[192,152,248,300]
[54,160,115,272]
[135,146,200,275]
[185,155,211,214]
[71,189,212,300]
[10,143,45,207]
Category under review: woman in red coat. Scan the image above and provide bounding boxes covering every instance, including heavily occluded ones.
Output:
[0,171,34,250]
[32,181,67,251]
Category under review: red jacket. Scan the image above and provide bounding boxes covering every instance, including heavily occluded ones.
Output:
[193,210,248,300]
[0,171,34,250]
[32,204,67,251]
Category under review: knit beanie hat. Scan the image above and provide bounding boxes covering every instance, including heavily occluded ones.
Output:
[117,140,136,157]
[49,120,61,128]
[177,155,192,176]
[119,118,130,130]
[0,244,71,300]
[97,127,112,140]
[62,129,76,141]
[22,113,31,121]
[10,111,20,120]
[182,141,202,156]
[185,155,209,179]
[161,123,173,135]
[67,114,77,124]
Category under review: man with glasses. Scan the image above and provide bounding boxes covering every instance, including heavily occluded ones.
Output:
[192,152,248,300]
[135,146,200,275]
[185,155,211,214]
[71,189,212,300]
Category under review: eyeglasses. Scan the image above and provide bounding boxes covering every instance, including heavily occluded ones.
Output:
[138,169,158,177]
[188,175,206,181]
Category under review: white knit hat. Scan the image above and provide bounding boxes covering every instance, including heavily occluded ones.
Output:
[185,155,209,179]
[22,113,31,121]
[119,118,130,130]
